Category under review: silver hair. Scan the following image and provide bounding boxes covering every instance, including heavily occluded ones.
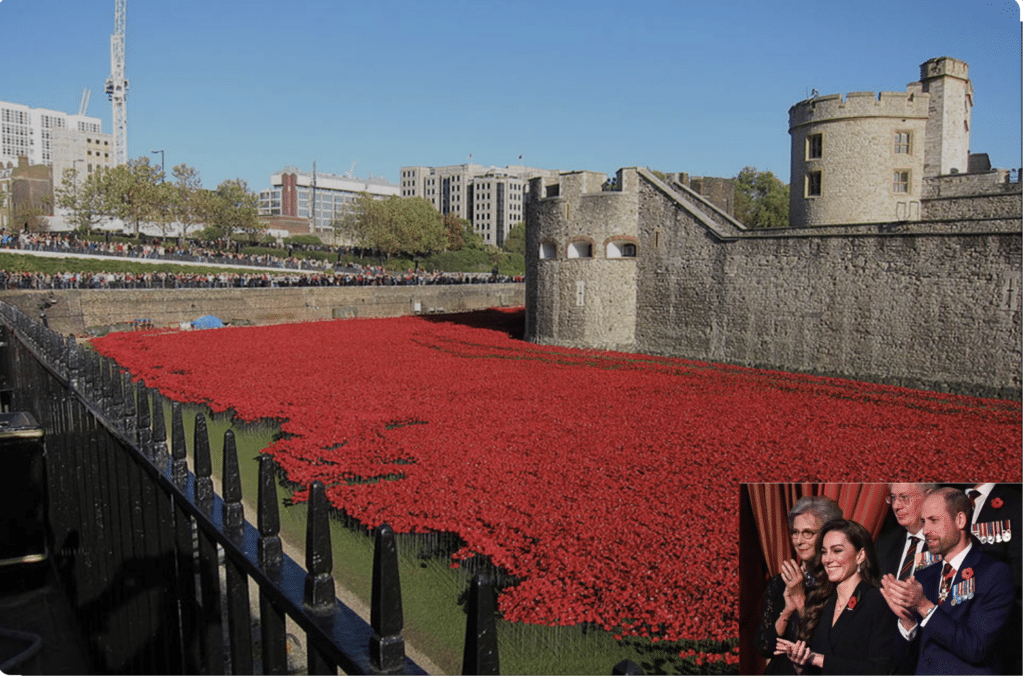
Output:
[788,495,844,529]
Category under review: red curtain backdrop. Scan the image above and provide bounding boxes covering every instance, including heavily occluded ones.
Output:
[747,483,889,576]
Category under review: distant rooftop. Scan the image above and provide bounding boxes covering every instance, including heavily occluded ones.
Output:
[275,166,398,188]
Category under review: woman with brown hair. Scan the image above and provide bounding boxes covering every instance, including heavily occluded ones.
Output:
[775,519,895,675]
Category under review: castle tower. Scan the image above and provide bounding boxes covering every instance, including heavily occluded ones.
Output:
[919,57,972,177]
[524,169,641,351]
[787,57,973,227]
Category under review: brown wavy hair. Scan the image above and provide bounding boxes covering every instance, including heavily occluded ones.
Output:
[797,519,880,643]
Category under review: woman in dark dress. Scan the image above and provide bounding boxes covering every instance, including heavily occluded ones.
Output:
[755,496,843,674]
[775,519,895,675]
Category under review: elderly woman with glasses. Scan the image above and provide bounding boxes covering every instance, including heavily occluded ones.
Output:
[755,496,844,674]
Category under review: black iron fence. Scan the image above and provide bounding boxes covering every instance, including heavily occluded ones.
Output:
[0,300,523,675]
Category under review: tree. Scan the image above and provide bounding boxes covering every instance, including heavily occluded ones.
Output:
[207,178,260,244]
[443,213,470,250]
[96,156,163,235]
[733,167,789,228]
[169,164,204,238]
[340,195,446,260]
[503,221,526,256]
[55,168,105,233]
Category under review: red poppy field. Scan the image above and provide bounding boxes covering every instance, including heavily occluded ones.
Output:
[91,308,1022,645]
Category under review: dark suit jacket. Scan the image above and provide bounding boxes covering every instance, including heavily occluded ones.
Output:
[807,581,896,675]
[973,486,1022,676]
[876,526,919,578]
[754,574,798,674]
[974,484,1022,596]
[896,546,1014,675]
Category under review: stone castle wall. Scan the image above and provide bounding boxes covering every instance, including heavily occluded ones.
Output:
[0,283,525,337]
[526,168,1021,398]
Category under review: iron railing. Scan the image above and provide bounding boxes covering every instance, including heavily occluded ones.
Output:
[0,300,515,675]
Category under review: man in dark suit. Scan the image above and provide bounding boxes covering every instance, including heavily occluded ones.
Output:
[881,487,1016,675]
[876,483,936,579]
[967,483,1022,675]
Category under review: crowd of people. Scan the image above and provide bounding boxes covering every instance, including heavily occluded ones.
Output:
[0,231,524,289]
[0,268,521,290]
[755,483,1020,675]
[1,231,334,271]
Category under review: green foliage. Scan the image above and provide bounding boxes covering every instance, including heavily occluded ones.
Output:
[94,156,164,234]
[0,251,258,277]
[733,166,789,228]
[208,178,261,240]
[339,194,446,258]
[55,168,105,233]
[503,222,526,255]
[443,213,470,250]
[284,234,324,246]
[461,223,485,251]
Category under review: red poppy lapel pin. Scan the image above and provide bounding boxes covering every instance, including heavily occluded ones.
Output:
[846,596,857,611]
[961,567,974,580]
[991,497,1004,509]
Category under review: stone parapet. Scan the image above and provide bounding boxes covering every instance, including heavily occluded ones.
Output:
[0,283,525,337]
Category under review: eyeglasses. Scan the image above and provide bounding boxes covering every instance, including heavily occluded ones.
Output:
[790,529,819,540]
[886,493,921,506]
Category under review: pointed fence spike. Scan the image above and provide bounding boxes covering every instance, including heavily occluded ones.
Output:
[222,430,244,541]
[257,453,282,573]
[193,413,213,516]
[170,402,188,489]
[150,390,168,464]
[136,382,152,450]
[462,573,500,675]
[304,480,336,612]
[120,372,135,434]
[371,523,405,672]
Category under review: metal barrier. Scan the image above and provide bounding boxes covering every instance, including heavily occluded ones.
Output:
[0,301,478,674]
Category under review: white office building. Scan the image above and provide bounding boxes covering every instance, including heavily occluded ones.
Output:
[258,166,400,234]
[400,163,559,247]
[0,100,112,182]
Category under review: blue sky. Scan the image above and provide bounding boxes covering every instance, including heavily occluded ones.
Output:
[1,0,1021,192]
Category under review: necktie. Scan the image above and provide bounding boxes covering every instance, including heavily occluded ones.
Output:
[898,536,920,580]
[938,562,955,603]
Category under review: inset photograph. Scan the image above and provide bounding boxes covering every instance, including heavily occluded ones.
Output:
[739,483,1021,675]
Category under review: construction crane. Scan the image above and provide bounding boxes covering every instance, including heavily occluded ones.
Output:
[78,88,91,116]
[104,0,129,165]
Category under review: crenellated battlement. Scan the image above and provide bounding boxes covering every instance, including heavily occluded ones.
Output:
[789,84,929,130]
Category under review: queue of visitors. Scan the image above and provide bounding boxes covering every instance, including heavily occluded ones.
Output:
[0,269,520,290]
[1,232,336,271]
[0,231,523,289]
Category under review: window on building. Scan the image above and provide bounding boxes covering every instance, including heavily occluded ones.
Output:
[893,170,910,193]
[894,132,911,154]
[806,171,822,197]
[806,133,823,159]
[606,240,638,258]
[539,241,557,259]
[567,240,593,259]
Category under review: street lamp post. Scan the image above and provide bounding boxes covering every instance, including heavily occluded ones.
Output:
[151,149,165,182]
[71,159,86,233]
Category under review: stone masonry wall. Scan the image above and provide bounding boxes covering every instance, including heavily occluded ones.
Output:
[525,168,1021,399]
[633,175,1021,398]
[0,283,525,337]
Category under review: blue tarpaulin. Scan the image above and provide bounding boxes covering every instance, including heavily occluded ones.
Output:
[192,315,224,330]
